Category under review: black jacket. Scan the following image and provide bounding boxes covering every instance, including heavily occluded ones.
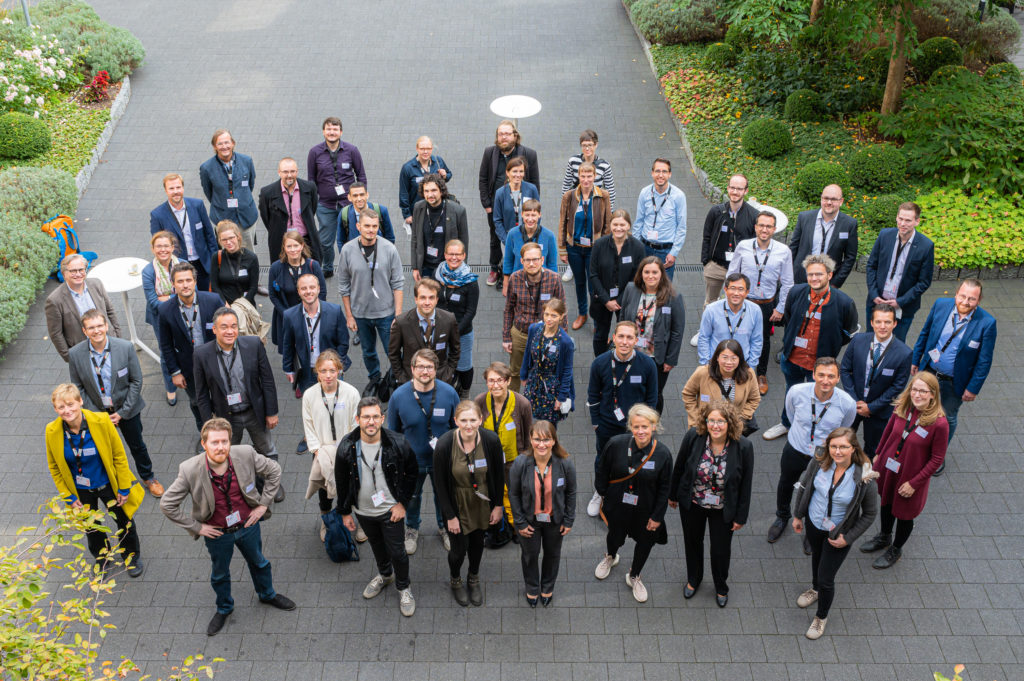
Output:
[334,427,418,515]
[258,178,322,265]
[793,460,880,543]
[596,433,673,527]
[433,428,506,520]
[478,143,540,209]
[508,454,577,530]
[156,291,223,384]
[669,427,754,526]
[588,234,647,308]
[700,201,759,266]
[210,248,260,305]
[437,280,480,336]
[193,335,278,424]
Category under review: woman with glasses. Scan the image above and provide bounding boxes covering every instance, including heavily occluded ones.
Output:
[521,298,575,427]
[142,231,182,405]
[859,372,947,569]
[508,420,577,607]
[436,239,480,397]
[791,427,879,639]
[682,339,761,435]
[268,230,327,352]
[210,220,260,305]
[669,399,753,608]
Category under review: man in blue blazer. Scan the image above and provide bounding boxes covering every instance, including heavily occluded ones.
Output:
[157,263,223,436]
[150,174,219,291]
[840,304,912,456]
[199,129,258,249]
[912,279,997,454]
[865,202,934,341]
[789,184,858,288]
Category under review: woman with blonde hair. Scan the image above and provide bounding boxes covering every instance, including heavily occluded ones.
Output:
[142,230,182,404]
[210,220,260,305]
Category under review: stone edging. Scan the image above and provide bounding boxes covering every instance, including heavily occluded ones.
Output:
[75,76,131,198]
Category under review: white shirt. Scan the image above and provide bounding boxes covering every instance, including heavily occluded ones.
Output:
[882,231,915,300]
[811,210,836,255]
[727,237,795,313]
[862,335,894,398]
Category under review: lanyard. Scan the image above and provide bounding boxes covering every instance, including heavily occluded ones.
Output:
[428,201,446,236]
[724,303,747,339]
[526,277,543,317]
[359,240,378,290]
[636,296,656,335]
[579,195,591,236]
[207,459,236,515]
[221,160,234,198]
[717,379,735,401]
[799,288,831,336]
[937,314,970,354]
[753,242,772,288]
[625,438,656,493]
[825,467,848,520]
[459,431,481,492]
[535,463,551,515]
[866,340,893,385]
[287,260,306,290]
[888,238,909,281]
[329,147,341,184]
[650,191,668,231]
[413,389,437,439]
[217,347,238,394]
[703,437,726,494]
[520,225,539,245]
[809,400,832,445]
[305,309,321,355]
[174,205,188,233]
[181,303,198,345]
[488,393,510,434]
[64,423,91,475]
[610,355,634,409]
[359,442,382,489]
[511,191,523,227]
[90,348,110,398]
[321,386,338,441]
[817,218,833,254]
[893,412,921,459]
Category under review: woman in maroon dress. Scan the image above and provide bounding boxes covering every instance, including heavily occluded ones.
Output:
[859,371,947,569]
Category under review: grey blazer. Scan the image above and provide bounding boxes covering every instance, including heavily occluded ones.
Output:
[409,199,469,272]
[44,279,122,361]
[160,444,281,538]
[508,454,577,530]
[68,336,145,420]
[617,284,686,367]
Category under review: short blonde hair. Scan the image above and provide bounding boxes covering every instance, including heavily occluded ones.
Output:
[216,220,243,245]
[454,400,483,421]
[162,173,183,188]
[51,383,82,406]
[628,403,663,433]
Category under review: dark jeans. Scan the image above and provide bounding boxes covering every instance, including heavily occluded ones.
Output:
[643,244,674,281]
[853,414,888,458]
[487,211,503,274]
[420,264,438,280]
[448,527,485,578]
[879,504,915,549]
[935,374,963,443]
[355,315,394,381]
[183,380,204,433]
[148,320,177,393]
[227,407,278,458]
[316,205,341,274]
[356,512,410,590]
[406,464,443,531]
[566,244,591,316]
[519,521,564,596]
[779,358,814,428]
[892,312,914,343]
[805,518,852,619]
[776,442,810,520]
[78,484,140,564]
[591,303,613,356]
[203,523,275,615]
[752,299,776,377]
[116,412,154,481]
[594,421,628,477]
[680,502,734,595]
[606,518,656,578]
[190,259,211,292]
[655,365,671,414]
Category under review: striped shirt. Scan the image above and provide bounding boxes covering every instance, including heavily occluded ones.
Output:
[561,154,616,210]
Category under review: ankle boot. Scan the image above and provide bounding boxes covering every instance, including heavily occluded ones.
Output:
[467,573,483,606]
[450,577,469,606]
[457,369,474,398]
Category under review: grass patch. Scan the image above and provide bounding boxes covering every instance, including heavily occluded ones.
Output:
[0,94,110,176]
[650,43,707,77]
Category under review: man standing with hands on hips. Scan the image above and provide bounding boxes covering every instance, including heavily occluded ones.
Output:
[633,158,687,280]
[308,117,367,278]
[200,129,258,252]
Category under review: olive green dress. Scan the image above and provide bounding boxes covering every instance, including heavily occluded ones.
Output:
[451,436,491,532]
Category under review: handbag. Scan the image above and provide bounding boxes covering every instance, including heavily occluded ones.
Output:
[321,511,359,563]
[362,368,398,404]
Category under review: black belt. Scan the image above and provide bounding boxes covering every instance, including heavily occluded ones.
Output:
[933,370,954,382]
[642,238,673,250]
[218,524,243,534]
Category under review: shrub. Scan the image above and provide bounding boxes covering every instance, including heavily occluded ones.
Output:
[985,62,1022,86]
[703,42,737,68]
[724,23,754,51]
[860,46,891,82]
[0,166,78,224]
[0,113,53,159]
[0,215,59,349]
[912,0,1021,64]
[741,118,793,158]
[914,36,963,81]
[784,88,824,122]
[929,64,969,84]
[31,0,145,81]
[849,144,907,192]
[0,20,81,117]
[794,161,849,203]
[718,0,809,45]
[917,188,1024,268]
[630,0,726,45]
[857,193,909,237]
[792,23,826,54]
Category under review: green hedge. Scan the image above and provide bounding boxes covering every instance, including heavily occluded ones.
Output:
[849,144,907,192]
[629,0,726,45]
[0,166,78,224]
[917,188,1024,269]
[0,113,53,160]
[914,36,963,81]
[31,0,145,81]
[784,89,824,122]
[794,160,848,203]
[0,214,59,351]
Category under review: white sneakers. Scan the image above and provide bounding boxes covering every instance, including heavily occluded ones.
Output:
[689,332,700,347]
[562,268,573,282]
[363,573,395,599]
[806,616,827,639]
[763,424,789,440]
[404,528,419,555]
[797,588,819,608]
[626,573,648,603]
[399,588,416,617]
[594,553,620,580]
[355,526,368,543]
[587,491,603,517]
[440,527,451,552]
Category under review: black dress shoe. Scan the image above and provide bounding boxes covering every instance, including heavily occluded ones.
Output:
[860,533,892,553]
[872,545,902,569]
[207,611,230,636]
[716,593,728,608]
[260,594,296,610]
[323,270,334,279]
[166,395,177,406]
[127,559,144,578]
[526,594,538,608]
[767,518,787,543]
[683,583,697,599]
[932,461,946,477]
[540,595,553,607]
[803,533,813,555]
[274,487,285,503]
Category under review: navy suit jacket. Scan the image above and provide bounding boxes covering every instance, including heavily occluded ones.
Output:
[149,198,218,275]
[199,152,258,228]
[865,228,934,320]
[193,335,278,424]
[281,301,351,381]
[789,209,858,288]
[840,332,912,421]
[912,299,997,396]
[156,291,222,384]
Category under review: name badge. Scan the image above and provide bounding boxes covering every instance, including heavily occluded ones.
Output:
[794,337,809,349]
[117,367,128,377]
[724,251,734,262]
[436,342,446,350]
[238,268,248,277]
[661,306,672,314]
[881,368,894,376]
[540,293,551,301]
[225,510,241,527]
[205,322,214,329]
[812,311,821,320]
[914,426,929,438]
[428,437,438,449]
[968,340,980,349]
[895,308,903,319]
[241,180,249,188]
[245,482,256,493]
[636,338,649,348]
[721,225,729,232]
[226,198,239,208]
[474,458,487,469]
[839,232,849,239]
[227,392,243,405]
[579,237,591,246]
[75,474,91,487]
[450,293,461,301]
[621,256,632,264]
[535,512,551,522]
[642,460,656,470]
[101,395,113,408]
[334,184,346,196]
[434,225,444,233]
[885,458,901,473]
[822,517,836,531]
[335,401,346,411]
[622,492,639,506]
[556,477,565,487]
[547,343,558,353]
[614,407,625,421]
[700,394,710,402]
[609,287,619,298]
[426,246,438,257]
[630,375,642,383]
[342,162,351,170]
[645,229,658,240]
[703,492,721,505]
[928,348,942,363]
[432,408,446,417]
[371,490,387,506]
[415,176,424,184]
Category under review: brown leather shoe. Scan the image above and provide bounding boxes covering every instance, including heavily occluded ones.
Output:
[145,479,164,498]
[572,315,587,330]
[758,375,768,395]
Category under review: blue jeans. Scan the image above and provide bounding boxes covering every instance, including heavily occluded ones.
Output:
[936,374,963,442]
[148,319,176,393]
[203,523,276,614]
[780,357,814,428]
[458,331,474,372]
[644,244,674,281]
[566,244,591,316]
[316,205,341,273]
[406,464,443,532]
[356,315,394,380]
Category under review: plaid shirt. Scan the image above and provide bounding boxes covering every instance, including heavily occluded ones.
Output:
[502,269,567,342]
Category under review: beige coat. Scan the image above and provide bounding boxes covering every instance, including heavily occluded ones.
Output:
[45,279,122,361]
[301,380,360,500]
[681,365,761,428]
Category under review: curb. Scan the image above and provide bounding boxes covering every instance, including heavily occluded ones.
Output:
[75,75,131,198]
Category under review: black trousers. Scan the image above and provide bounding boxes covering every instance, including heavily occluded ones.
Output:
[487,212,502,273]
[606,519,656,578]
[184,381,204,433]
[519,521,564,596]
[356,512,410,590]
[805,519,852,619]
[752,299,776,377]
[78,484,140,564]
[680,502,734,595]
[591,303,613,356]
[853,413,888,458]
[116,412,154,481]
[776,443,810,519]
[879,504,915,549]
[655,365,671,414]
[448,528,485,578]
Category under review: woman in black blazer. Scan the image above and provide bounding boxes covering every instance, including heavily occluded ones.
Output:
[210,220,260,305]
[669,399,753,608]
[267,230,326,351]
[434,400,506,607]
[508,420,577,607]
[594,403,673,603]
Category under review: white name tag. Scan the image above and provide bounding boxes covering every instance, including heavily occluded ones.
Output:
[700,394,710,402]
[450,293,461,301]
[241,180,249,188]
[428,437,438,449]
[636,338,649,349]
[474,458,487,469]
[914,426,929,439]
[436,342,446,350]
[630,375,642,383]
[703,493,721,505]
[661,306,671,314]
[238,268,248,277]
[721,225,729,232]
[226,392,243,405]
[794,337,809,349]
[822,517,836,531]
[117,367,128,377]
[101,395,113,408]
[547,343,557,353]
[556,477,565,487]
[812,311,822,320]
[540,293,551,301]
[415,176,424,184]
[614,407,625,421]
[226,198,239,208]
[579,237,591,246]
[642,460,656,470]
[75,475,91,487]
[968,340,980,349]
[839,232,849,239]
[432,408,445,417]
[881,368,894,376]
[434,225,444,234]
[609,287,619,298]
[334,184,346,196]
[335,401,346,411]
[205,322,214,329]
[225,510,241,527]
[426,246,438,257]
[622,492,639,506]
[621,256,632,264]
[371,490,387,506]
[928,348,942,363]
[535,512,550,522]
[505,422,516,431]
[884,458,901,473]
[342,162,351,170]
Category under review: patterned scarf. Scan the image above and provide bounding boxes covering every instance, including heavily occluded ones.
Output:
[436,261,478,288]
[152,256,180,297]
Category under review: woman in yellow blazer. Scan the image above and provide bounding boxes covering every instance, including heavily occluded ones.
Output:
[682,339,761,435]
[46,383,145,577]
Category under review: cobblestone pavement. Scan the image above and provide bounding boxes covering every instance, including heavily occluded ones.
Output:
[1,1,1022,680]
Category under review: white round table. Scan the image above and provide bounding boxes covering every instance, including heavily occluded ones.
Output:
[88,256,160,362]
[489,95,542,128]
[746,199,789,233]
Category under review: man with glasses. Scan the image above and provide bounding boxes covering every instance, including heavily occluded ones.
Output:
[46,254,122,362]
[789,184,858,288]
[696,272,763,368]
[387,349,459,555]
[399,136,453,228]
[633,158,687,281]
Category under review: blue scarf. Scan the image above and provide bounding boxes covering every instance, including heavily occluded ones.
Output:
[436,262,478,288]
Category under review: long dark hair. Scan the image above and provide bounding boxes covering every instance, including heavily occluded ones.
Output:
[528,420,568,459]
[707,339,751,385]
[632,256,675,307]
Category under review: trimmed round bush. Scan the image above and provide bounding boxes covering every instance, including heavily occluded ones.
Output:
[860,46,891,82]
[703,42,737,68]
[857,193,907,234]
[724,23,754,51]
[914,36,963,81]
[985,62,1022,86]
[794,161,849,204]
[741,119,794,159]
[849,145,907,192]
[0,113,53,160]
[784,89,824,122]
[929,64,970,85]
[0,166,78,225]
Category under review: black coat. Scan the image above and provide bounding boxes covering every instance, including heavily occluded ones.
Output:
[789,209,858,288]
[156,291,223,385]
[587,234,647,309]
[258,178,322,265]
[507,454,577,530]
[596,433,673,543]
[193,335,278,424]
[478,143,540,209]
[210,248,260,305]
[433,428,506,521]
[700,201,759,266]
[669,427,754,526]
[334,427,418,515]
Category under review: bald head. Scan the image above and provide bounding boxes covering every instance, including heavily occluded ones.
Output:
[820,184,844,219]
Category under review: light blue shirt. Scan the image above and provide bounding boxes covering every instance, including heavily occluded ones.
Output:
[785,383,857,455]
[808,463,856,531]
[933,308,973,376]
[633,183,687,258]
[810,210,837,255]
[727,237,794,314]
[697,299,763,367]
[69,283,97,318]
[88,339,113,405]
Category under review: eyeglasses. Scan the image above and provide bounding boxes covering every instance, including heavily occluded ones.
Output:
[725,286,747,293]
[532,437,553,444]
[909,387,932,395]
[413,365,435,371]
[359,414,383,421]
[521,257,542,263]
[707,419,727,426]
[65,268,86,275]
[727,185,747,191]
[486,378,508,385]
[829,444,853,452]
[821,196,843,203]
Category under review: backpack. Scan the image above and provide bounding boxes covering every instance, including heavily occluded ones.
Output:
[362,367,398,405]
[321,511,360,562]
[40,215,97,282]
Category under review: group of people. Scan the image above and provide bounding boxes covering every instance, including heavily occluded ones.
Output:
[41,119,997,640]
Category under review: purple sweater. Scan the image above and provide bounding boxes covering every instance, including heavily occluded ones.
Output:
[306,140,367,210]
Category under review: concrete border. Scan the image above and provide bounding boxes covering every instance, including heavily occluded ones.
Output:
[74,76,131,198]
